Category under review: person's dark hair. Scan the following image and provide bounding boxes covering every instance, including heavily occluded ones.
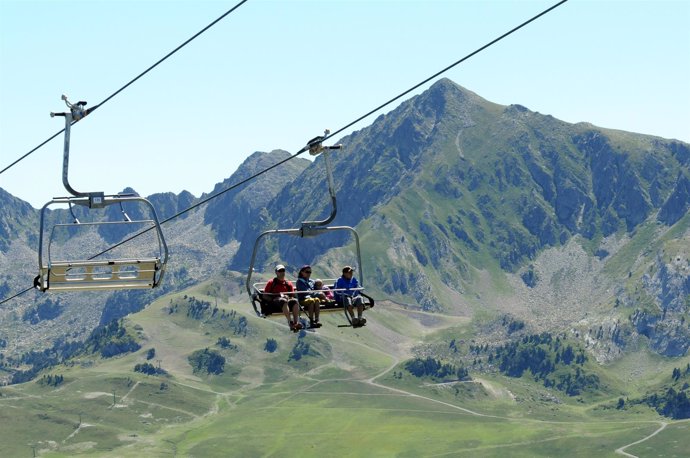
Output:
[298,264,311,278]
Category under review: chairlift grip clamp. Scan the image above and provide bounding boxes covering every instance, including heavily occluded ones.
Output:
[51,95,92,122]
[307,129,337,156]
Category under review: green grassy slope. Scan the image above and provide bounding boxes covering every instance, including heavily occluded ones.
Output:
[1,280,687,457]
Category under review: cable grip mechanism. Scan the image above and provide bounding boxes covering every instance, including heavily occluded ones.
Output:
[50,94,92,121]
[307,129,342,156]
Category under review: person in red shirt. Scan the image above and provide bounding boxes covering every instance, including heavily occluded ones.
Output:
[263,264,302,331]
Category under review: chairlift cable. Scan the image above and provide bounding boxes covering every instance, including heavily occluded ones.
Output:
[0,0,250,177]
[0,0,567,306]
[0,287,32,306]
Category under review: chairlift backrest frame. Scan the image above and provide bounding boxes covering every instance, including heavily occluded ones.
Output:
[245,225,366,316]
[35,195,169,292]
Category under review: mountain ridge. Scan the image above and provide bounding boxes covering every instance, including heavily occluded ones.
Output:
[1,78,689,375]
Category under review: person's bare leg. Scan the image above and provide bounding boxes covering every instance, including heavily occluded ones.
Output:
[345,297,357,326]
[307,301,315,322]
[292,302,300,326]
[282,301,290,324]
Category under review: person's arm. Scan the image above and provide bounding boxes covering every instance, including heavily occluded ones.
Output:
[296,278,309,298]
[334,278,343,298]
[342,278,355,297]
[352,277,360,296]
[297,278,314,297]
[296,278,305,291]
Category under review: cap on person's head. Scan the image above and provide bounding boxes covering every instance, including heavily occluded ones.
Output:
[342,266,355,274]
[299,264,311,272]
[275,264,286,272]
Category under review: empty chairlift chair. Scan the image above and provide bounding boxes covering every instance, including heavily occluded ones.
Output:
[33,96,169,292]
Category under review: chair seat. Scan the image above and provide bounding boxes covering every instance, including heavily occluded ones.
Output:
[41,257,161,291]
[253,288,374,317]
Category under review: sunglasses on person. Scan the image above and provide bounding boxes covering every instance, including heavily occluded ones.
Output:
[277,269,286,273]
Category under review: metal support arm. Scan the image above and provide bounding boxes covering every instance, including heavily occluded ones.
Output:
[50,95,99,203]
[302,129,342,228]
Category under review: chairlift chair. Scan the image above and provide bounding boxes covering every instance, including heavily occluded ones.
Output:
[246,131,374,324]
[34,96,169,292]
[250,275,375,320]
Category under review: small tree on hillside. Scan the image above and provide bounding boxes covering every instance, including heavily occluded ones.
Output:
[188,348,225,375]
[264,339,278,353]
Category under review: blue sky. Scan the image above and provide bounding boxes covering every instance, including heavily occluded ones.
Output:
[1,0,689,208]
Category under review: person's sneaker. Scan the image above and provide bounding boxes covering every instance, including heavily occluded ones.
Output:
[358,317,367,325]
[289,321,296,331]
[313,320,322,328]
[351,317,360,327]
[309,320,322,329]
[294,322,303,331]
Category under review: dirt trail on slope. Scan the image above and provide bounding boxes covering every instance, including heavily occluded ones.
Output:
[615,421,667,457]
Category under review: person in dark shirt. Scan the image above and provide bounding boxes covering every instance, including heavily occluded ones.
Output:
[296,265,324,329]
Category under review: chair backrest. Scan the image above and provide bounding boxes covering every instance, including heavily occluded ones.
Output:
[36,196,168,292]
[43,258,162,291]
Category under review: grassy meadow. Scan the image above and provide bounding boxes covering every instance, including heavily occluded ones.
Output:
[0,281,687,457]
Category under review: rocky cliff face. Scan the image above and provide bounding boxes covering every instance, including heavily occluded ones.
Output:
[0,187,37,252]
[630,254,690,356]
[204,150,309,247]
[658,173,690,226]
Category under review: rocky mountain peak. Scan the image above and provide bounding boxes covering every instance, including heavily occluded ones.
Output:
[204,149,310,246]
[0,187,36,252]
[421,78,485,108]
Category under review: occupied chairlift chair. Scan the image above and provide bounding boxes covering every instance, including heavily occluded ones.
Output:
[34,96,169,292]
[245,131,374,324]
